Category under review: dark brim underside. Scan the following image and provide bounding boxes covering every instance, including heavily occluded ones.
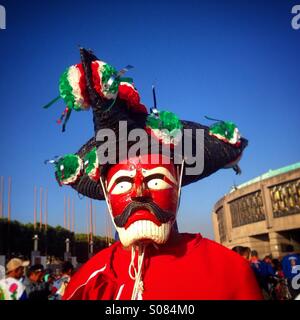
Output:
[69,120,248,200]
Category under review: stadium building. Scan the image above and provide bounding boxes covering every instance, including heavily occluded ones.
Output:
[212,163,300,258]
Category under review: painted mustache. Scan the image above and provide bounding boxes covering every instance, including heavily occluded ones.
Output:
[114,201,174,228]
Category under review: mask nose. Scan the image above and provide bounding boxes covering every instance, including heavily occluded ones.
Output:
[131,182,151,201]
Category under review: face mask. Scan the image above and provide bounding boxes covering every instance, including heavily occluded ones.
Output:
[106,154,179,247]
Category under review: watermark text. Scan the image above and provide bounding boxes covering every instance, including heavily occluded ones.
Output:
[0,5,5,30]
[291,5,300,30]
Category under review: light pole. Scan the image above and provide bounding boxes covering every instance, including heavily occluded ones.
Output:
[64,238,71,261]
[33,234,39,252]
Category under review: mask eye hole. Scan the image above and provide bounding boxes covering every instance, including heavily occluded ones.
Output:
[147,178,171,190]
[111,181,132,195]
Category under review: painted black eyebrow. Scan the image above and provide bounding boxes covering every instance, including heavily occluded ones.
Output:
[144,173,165,183]
[114,176,133,185]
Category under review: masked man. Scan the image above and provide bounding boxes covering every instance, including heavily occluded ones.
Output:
[45,48,262,300]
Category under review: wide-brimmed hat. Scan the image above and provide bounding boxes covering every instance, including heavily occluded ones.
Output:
[45,48,248,200]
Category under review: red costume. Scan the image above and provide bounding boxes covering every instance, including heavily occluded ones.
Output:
[64,233,262,300]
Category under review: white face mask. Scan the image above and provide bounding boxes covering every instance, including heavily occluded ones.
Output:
[99,160,185,248]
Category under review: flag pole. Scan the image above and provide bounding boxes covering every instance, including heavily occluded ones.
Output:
[7,177,11,223]
[34,186,37,230]
[0,176,3,218]
[68,196,70,231]
[90,199,93,239]
[64,195,66,229]
[72,198,75,233]
[45,188,48,231]
[39,187,43,230]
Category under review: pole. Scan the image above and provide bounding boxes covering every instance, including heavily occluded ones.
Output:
[33,235,39,251]
[33,186,37,230]
[89,201,94,257]
[44,188,48,257]
[65,238,70,253]
[64,195,66,229]
[68,196,70,231]
[0,176,3,218]
[72,198,74,233]
[71,199,75,257]
[86,200,89,257]
[89,199,93,257]
[7,177,11,223]
[39,187,43,230]
[7,177,11,257]
[44,188,48,231]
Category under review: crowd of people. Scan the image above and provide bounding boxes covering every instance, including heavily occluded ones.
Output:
[1,245,299,300]
[232,245,300,300]
[0,258,74,300]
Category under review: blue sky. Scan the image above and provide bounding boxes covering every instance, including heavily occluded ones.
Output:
[0,0,299,239]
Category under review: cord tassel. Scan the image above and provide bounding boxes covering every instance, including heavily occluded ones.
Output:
[204,115,224,123]
[42,95,61,109]
[62,108,72,132]
[44,156,61,165]
[56,107,69,125]
[150,85,159,117]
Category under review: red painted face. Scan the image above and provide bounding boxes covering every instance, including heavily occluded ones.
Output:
[106,154,178,229]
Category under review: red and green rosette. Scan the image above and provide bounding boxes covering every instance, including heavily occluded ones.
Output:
[44,63,91,131]
[91,60,147,114]
[83,147,100,182]
[44,59,147,131]
[59,64,91,111]
[208,121,241,147]
[118,82,147,114]
[146,110,183,146]
[55,154,83,186]
[91,60,120,100]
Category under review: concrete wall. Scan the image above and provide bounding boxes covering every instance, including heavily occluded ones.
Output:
[212,168,300,258]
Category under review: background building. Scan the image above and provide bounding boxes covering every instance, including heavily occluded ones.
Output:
[212,163,300,258]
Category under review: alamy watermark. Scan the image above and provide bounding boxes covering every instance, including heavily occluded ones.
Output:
[292,265,300,290]
[96,121,205,176]
[0,5,6,30]
[291,5,300,30]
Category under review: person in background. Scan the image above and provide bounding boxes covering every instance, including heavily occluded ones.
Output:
[232,246,251,261]
[23,264,51,300]
[262,255,275,277]
[50,261,74,300]
[269,258,292,300]
[250,250,274,299]
[43,270,56,293]
[0,258,29,300]
[281,245,300,299]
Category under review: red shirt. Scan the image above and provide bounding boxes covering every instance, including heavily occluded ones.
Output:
[63,233,263,300]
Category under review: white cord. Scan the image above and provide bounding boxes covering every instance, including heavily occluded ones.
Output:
[175,159,185,217]
[129,244,146,300]
[99,175,117,230]
[128,246,137,281]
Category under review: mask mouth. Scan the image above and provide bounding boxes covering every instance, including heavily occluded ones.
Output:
[114,201,175,228]
[116,219,173,248]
